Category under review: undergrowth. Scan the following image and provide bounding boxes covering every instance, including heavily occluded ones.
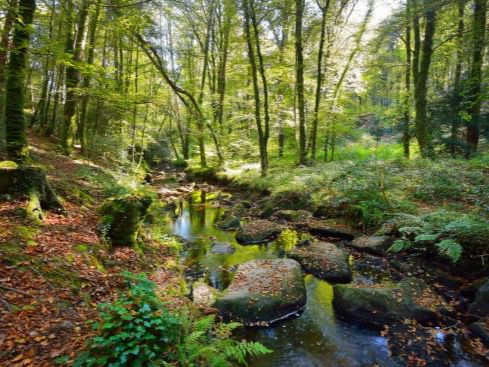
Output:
[74,273,271,367]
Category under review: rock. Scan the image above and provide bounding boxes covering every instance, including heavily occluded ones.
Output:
[274,209,312,222]
[288,241,352,283]
[214,259,306,325]
[349,236,394,255]
[210,242,235,255]
[307,219,359,240]
[99,193,152,246]
[469,319,489,347]
[468,280,489,317]
[192,281,220,306]
[215,213,240,230]
[236,220,283,244]
[460,277,488,300]
[333,278,449,328]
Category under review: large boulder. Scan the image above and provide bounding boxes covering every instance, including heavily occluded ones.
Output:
[333,278,449,328]
[288,241,352,283]
[236,220,283,244]
[468,280,489,317]
[214,259,306,326]
[349,236,394,255]
[100,193,152,246]
[307,219,359,240]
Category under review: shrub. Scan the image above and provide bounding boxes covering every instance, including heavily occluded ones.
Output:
[75,273,271,367]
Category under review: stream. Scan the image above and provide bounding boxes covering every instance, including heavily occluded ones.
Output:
[161,190,479,367]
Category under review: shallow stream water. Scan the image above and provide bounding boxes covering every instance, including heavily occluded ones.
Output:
[161,190,478,367]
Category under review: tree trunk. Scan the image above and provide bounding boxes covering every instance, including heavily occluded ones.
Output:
[243,0,268,176]
[403,1,412,159]
[79,2,100,154]
[465,0,487,156]
[5,0,36,163]
[413,7,436,158]
[61,0,89,155]
[295,0,307,165]
[309,0,330,160]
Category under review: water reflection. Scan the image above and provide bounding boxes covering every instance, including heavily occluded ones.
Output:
[163,191,396,366]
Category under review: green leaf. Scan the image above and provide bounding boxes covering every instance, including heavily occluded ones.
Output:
[388,239,411,253]
[435,239,463,263]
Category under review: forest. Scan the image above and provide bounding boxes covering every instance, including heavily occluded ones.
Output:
[0,0,488,366]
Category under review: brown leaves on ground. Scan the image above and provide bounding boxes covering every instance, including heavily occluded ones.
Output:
[0,133,181,366]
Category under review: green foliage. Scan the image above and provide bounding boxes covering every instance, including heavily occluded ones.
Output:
[387,210,489,263]
[75,273,271,367]
[435,239,463,263]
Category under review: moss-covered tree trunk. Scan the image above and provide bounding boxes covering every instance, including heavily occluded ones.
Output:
[4,0,36,163]
[465,0,487,156]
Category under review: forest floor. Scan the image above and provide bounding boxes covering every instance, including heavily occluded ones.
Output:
[0,133,186,366]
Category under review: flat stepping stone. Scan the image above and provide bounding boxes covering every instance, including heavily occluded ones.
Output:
[236,220,284,244]
[214,259,306,326]
[289,241,352,283]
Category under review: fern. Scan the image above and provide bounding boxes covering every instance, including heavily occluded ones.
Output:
[388,239,411,253]
[435,239,463,263]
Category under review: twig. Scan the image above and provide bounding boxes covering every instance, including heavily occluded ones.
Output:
[0,298,13,311]
[0,284,34,297]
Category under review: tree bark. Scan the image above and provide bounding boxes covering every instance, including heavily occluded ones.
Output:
[5,0,36,163]
[465,0,487,156]
[413,6,436,158]
[295,0,307,165]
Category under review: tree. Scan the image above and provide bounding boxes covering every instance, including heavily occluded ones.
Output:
[465,0,487,156]
[412,1,437,158]
[295,0,307,165]
[5,0,36,162]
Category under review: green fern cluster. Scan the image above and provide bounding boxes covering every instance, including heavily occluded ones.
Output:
[386,210,488,263]
[74,273,271,367]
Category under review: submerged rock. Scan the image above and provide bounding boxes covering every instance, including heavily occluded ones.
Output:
[210,242,235,255]
[307,219,359,240]
[349,236,394,255]
[236,220,283,244]
[214,259,306,325]
[289,241,352,283]
[333,278,449,328]
[215,213,240,230]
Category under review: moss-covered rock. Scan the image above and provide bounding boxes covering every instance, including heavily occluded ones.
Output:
[214,259,306,326]
[215,212,241,230]
[274,209,313,222]
[333,278,449,328]
[100,193,152,246]
[289,241,351,283]
[348,236,394,255]
[236,220,284,244]
[307,219,359,240]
